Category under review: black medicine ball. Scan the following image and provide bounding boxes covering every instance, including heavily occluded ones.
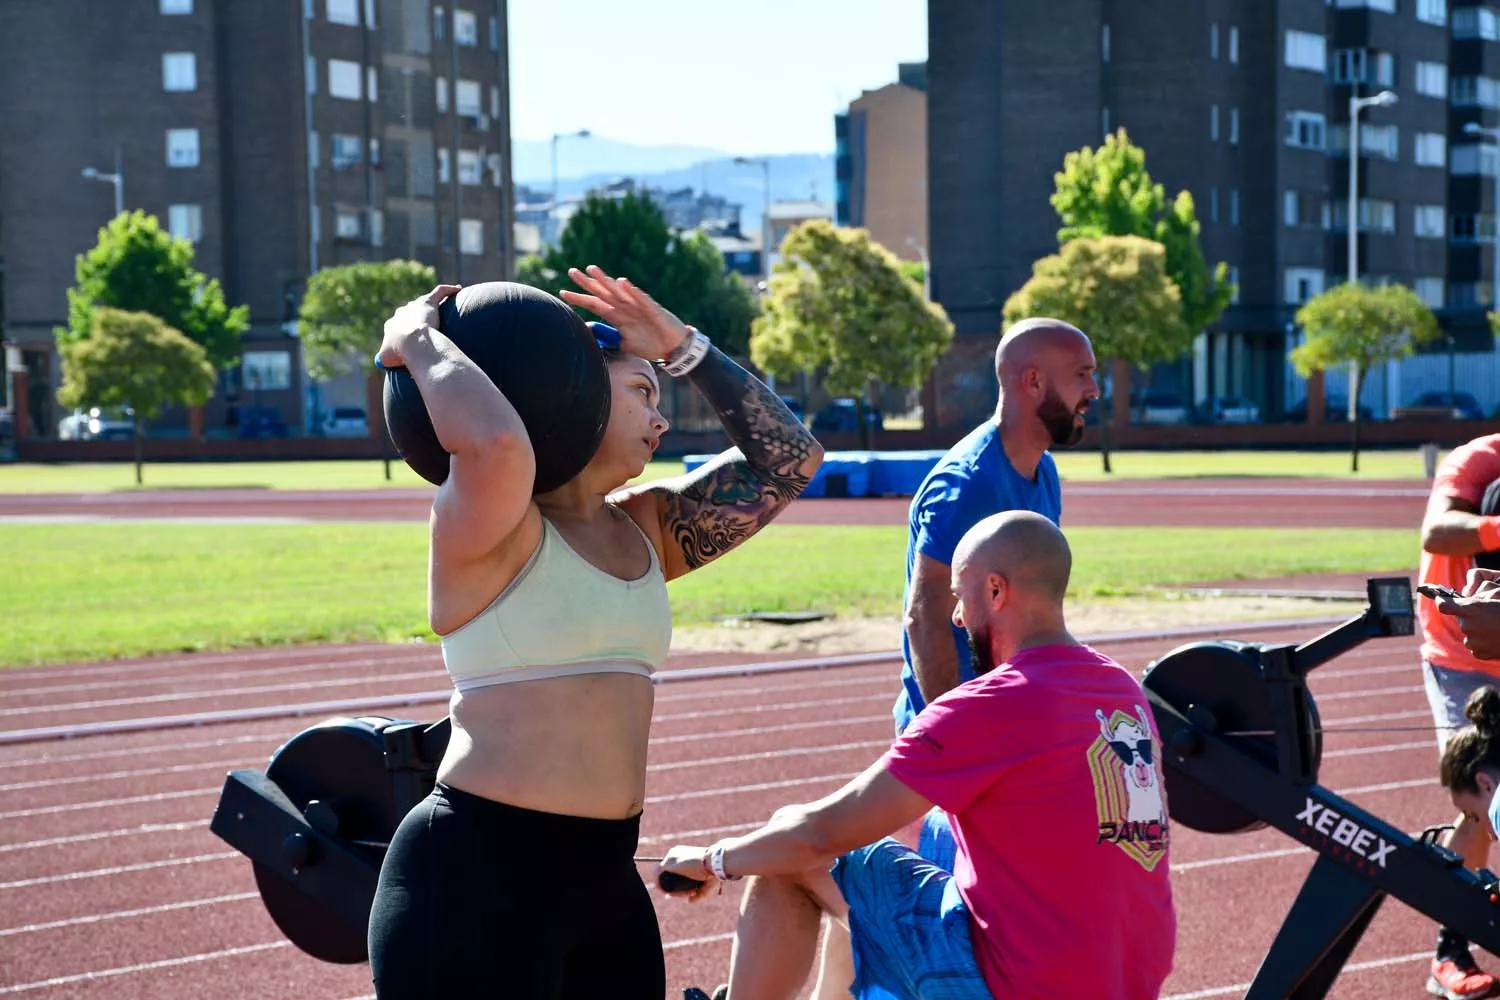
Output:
[382,282,612,493]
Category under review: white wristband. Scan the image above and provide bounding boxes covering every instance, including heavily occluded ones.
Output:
[662,327,711,378]
[708,843,740,881]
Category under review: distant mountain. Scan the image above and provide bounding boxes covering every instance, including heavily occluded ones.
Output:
[511,136,730,185]
[526,153,837,231]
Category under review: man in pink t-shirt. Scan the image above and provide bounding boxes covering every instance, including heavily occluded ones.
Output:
[662,511,1176,1000]
[1415,433,1500,1000]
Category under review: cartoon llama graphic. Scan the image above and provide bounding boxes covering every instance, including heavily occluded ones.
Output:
[1096,706,1164,826]
[1088,705,1168,870]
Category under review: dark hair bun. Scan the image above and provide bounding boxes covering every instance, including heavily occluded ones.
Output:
[1465,686,1500,734]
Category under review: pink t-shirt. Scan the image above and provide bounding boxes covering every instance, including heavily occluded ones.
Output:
[883,644,1176,1000]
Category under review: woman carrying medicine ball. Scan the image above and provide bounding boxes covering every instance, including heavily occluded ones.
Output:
[367,269,824,999]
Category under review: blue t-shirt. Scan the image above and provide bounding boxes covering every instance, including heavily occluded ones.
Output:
[893,421,1063,731]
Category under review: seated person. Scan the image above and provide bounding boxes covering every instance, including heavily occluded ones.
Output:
[662,511,1176,1000]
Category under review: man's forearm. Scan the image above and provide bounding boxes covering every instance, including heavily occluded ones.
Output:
[1424,512,1500,556]
[906,615,961,705]
[718,808,832,878]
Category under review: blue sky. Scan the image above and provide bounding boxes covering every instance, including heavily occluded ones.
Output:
[507,0,928,156]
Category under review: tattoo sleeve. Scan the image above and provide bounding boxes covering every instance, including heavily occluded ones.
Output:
[655,345,823,572]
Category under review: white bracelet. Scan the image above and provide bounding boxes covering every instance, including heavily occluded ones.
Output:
[708,843,741,881]
[661,326,711,377]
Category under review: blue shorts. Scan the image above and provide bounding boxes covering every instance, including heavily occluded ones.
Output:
[830,838,992,1000]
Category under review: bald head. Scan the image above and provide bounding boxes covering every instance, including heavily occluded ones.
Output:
[954,510,1072,606]
[994,318,1092,384]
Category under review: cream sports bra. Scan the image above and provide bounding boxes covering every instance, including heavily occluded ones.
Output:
[439,516,673,692]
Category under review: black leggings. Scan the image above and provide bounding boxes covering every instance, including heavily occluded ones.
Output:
[368,783,665,999]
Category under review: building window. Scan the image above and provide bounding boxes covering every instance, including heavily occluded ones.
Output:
[328,59,362,100]
[438,148,451,183]
[1362,199,1397,234]
[436,76,449,112]
[1229,26,1239,64]
[1210,104,1219,141]
[491,85,501,119]
[1452,143,1500,176]
[1416,61,1448,98]
[1285,31,1326,73]
[306,56,317,94]
[1415,132,1447,167]
[1210,186,1219,223]
[1102,106,1110,138]
[1229,189,1240,226]
[1453,7,1499,40]
[335,210,362,239]
[364,0,376,28]
[455,79,482,116]
[1329,123,1399,160]
[1229,107,1239,145]
[460,219,484,255]
[455,9,478,45]
[1285,111,1326,150]
[242,351,292,391]
[1284,268,1325,305]
[1333,49,1395,87]
[1452,214,1497,242]
[162,52,196,92]
[1332,0,1395,10]
[330,134,363,170]
[1211,23,1219,60]
[488,153,503,187]
[367,66,378,101]
[308,130,318,168]
[1284,190,1303,227]
[1417,0,1447,24]
[1414,278,1445,307]
[1227,266,1240,304]
[1102,23,1110,63]
[168,204,202,242]
[490,15,500,51]
[1451,77,1500,109]
[166,128,199,167]
[458,150,482,185]
[369,138,381,166]
[160,0,192,13]
[326,0,358,25]
[370,208,384,247]
[1414,204,1446,238]
[1451,282,1495,306]
[433,4,445,40]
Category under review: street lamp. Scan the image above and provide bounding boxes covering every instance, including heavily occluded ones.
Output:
[1465,121,1500,316]
[551,129,591,206]
[734,155,772,279]
[81,145,124,217]
[907,237,931,300]
[1346,89,1397,420]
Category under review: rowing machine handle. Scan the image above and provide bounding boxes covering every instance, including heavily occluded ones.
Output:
[658,870,706,893]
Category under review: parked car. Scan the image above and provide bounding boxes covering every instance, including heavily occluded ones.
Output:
[323,406,369,438]
[236,406,289,439]
[1282,394,1374,424]
[810,398,883,434]
[1196,396,1261,425]
[1397,391,1485,422]
[57,406,134,441]
[778,395,805,422]
[1134,392,1190,425]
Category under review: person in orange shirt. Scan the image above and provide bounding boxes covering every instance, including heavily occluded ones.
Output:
[1418,432,1500,1000]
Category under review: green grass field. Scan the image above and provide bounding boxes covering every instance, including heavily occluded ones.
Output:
[0,448,1439,494]
[0,521,1417,667]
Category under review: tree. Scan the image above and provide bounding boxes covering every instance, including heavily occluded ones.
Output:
[751,220,954,448]
[60,210,248,371]
[298,259,437,380]
[57,308,216,485]
[1051,129,1233,338]
[1291,282,1440,473]
[517,191,756,355]
[1002,236,1190,472]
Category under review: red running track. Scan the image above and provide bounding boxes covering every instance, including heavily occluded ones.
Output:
[0,478,1430,528]
[0,623,1478,999]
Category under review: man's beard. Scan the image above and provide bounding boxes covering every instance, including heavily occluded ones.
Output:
[966,624,997,675]
[1039,386,1085,447]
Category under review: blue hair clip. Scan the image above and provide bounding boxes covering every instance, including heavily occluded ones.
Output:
[588,321,621,351]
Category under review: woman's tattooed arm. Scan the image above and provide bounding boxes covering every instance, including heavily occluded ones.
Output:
[648,345,824,577]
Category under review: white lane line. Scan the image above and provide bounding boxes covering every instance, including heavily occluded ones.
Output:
[0,893,259,937]
[2,732,283,768]
[0,652,437,698]
[649,740,887,773]
[0,821,203,854]
[0,786,216,820]
[0,852,239,890]
[0,757,258,792]
[0,941,291,994]
[1160,950,1428,999]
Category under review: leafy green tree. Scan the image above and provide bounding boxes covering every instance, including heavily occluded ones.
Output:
[518,191,755,355]
[1002,236,1189,472]
[59,210,248,370]
[1291,282,1440,472]
[751,220,953,447]
[57,308,216,485]
[1052,129,1233,337]
[298,259,436,380]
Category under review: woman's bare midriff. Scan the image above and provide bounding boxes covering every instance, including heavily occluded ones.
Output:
[435,671,655,820]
